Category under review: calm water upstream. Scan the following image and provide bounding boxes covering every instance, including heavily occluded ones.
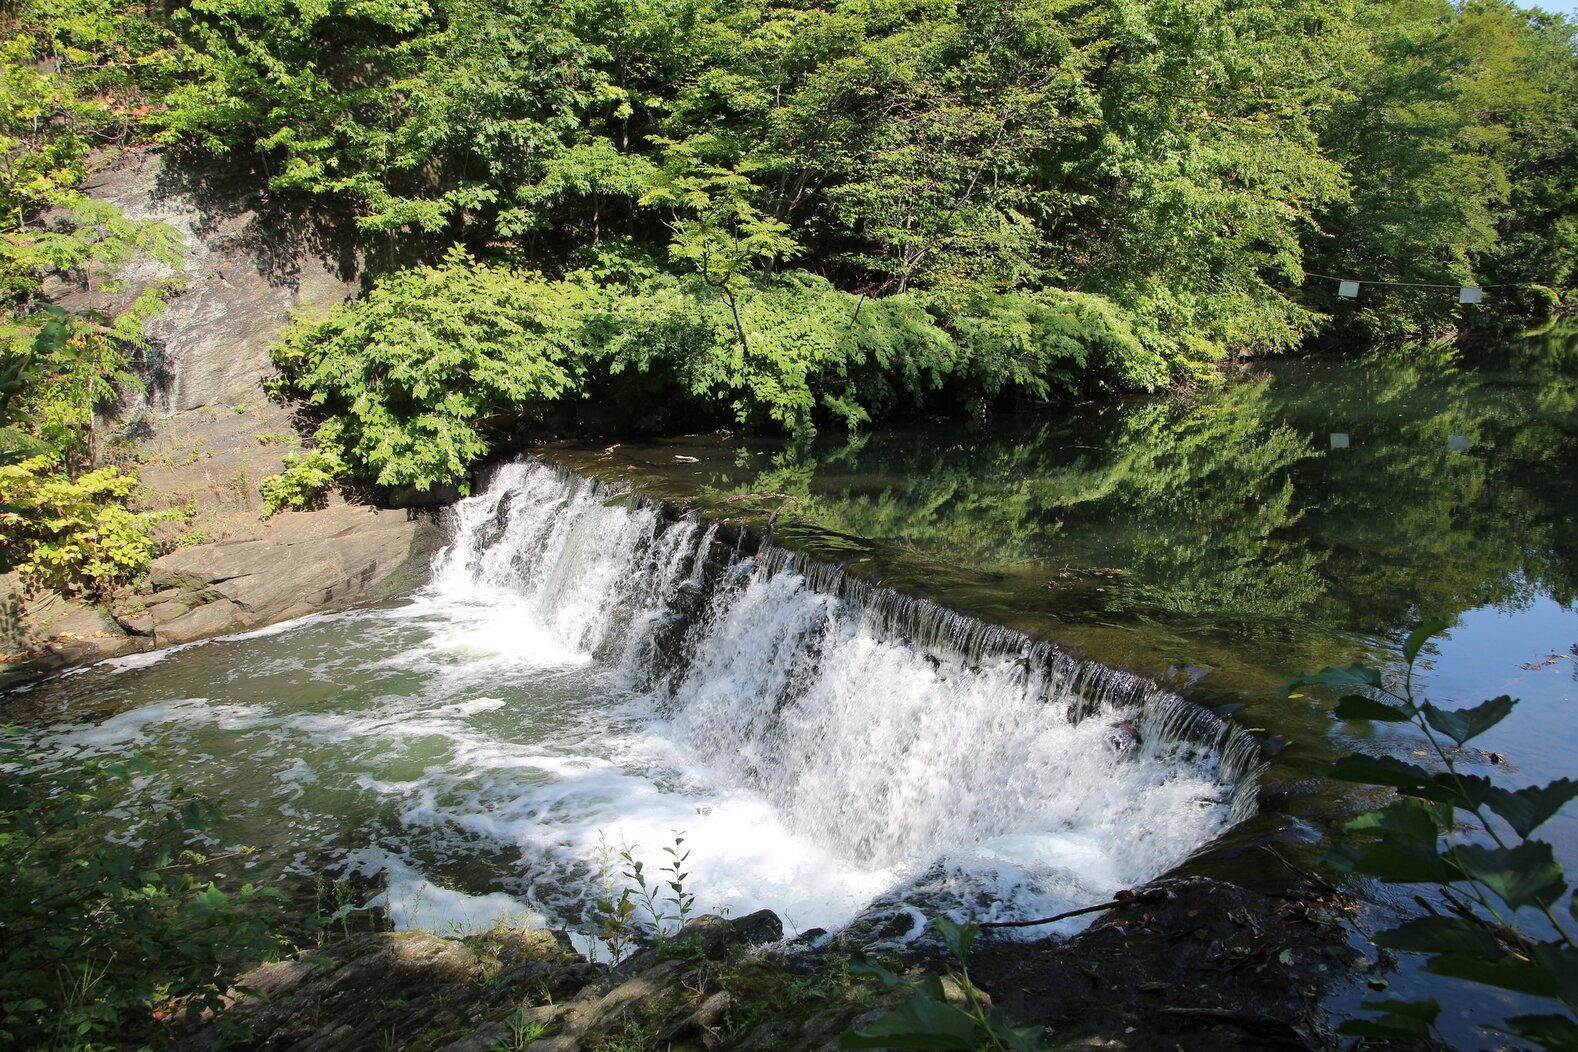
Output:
[5,332,1575,1042]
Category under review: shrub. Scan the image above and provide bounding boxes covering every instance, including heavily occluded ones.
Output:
[0,455,157,598]
[1287,620,1578,1049]
[0,729,279,1049]
[270,248,587,493]
[259,447,345,516]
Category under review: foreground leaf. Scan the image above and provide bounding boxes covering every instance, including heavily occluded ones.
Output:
[1403,619,1451,665]
[1326,755,1444,797]
[1338,997,1441,1039]
[1505,1014,1578,1052]
[1285,664,1384,693]
[1428,953,1560,998]
[1454,842,1566,912]
[1333,695,1412,722]
[1374,916,1499,958]
[840,997,982,1049]
[1423,696,1516,747]
[1529,944,1578,1005]
[1487,780,1578,839]
[1326,841,1461,884]
[1346,799,1444,845]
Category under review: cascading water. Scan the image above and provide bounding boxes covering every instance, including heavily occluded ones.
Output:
[24,458,1260,944]
[422,459,1260,932]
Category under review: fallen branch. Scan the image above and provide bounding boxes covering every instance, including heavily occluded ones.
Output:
[977,888,1167,928]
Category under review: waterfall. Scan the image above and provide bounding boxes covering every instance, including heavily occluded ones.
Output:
[426,458,1262,931]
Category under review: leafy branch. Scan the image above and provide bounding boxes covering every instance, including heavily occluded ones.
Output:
[1287,620,1578,1048]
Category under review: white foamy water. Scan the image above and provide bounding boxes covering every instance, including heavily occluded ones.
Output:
[24,459,1257,941]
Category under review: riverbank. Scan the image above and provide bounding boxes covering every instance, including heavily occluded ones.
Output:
[173,870,1357,1052]
[2,147,438,689]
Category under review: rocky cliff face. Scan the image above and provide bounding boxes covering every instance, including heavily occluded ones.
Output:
[1,148,437,687]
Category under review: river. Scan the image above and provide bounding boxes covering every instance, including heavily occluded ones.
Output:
[5,332,1575,1040]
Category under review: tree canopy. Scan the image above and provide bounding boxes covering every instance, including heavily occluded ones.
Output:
[3,0,1575,492]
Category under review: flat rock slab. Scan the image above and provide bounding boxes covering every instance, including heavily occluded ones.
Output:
[140,505,439,645]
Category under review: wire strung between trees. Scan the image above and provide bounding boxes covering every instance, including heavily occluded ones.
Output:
[1304,271,1541,291]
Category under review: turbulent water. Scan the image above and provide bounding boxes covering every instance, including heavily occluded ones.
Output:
[22,459,1259,942]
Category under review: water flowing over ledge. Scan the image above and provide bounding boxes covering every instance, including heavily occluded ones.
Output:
[430,457,1265,931]
[26,456,1266,946]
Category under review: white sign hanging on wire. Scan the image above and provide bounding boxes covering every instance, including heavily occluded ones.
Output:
[1459,286,1483,304]
[1338,280,1360,298]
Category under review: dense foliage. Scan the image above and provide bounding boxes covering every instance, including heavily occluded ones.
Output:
[267,248,1173,489]
[6,0,1578,493]
[1,1,183,592]
[0,730,278,1050]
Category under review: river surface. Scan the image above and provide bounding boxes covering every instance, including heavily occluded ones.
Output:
[540,330,1578,1043]
[549,332,1578,824]
[7,462,1249,951]
[5,333,1576,1040]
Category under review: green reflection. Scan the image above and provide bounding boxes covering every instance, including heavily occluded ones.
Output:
[560,329,1578,706]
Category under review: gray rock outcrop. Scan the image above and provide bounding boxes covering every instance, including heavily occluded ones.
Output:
[129,504,441,646]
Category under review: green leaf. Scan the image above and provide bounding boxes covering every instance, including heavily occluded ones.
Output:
[1486,780,1578,838]
[1362,997,1443,1022]
[1374,916,1499,958]
[1284,663,1383,693]
[1455,841,1566,911]
[1528,943,1578,1005]
[839,997,982,1049]
[1326,840,1462,884]
[1346,798,1444,844]
[933,916,976,962]
[1437,773,1497,809]
[1423,696,1516,747]
[1403,619,1450,665]
[1428,953,1560,997]
[1333,694,1412,722]
[848,959,909,990]
[1505,1014,1578,1052]
[1338,1019,1432,1040]
[1338,997,1441,1039]
[1326,755,1443,796]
